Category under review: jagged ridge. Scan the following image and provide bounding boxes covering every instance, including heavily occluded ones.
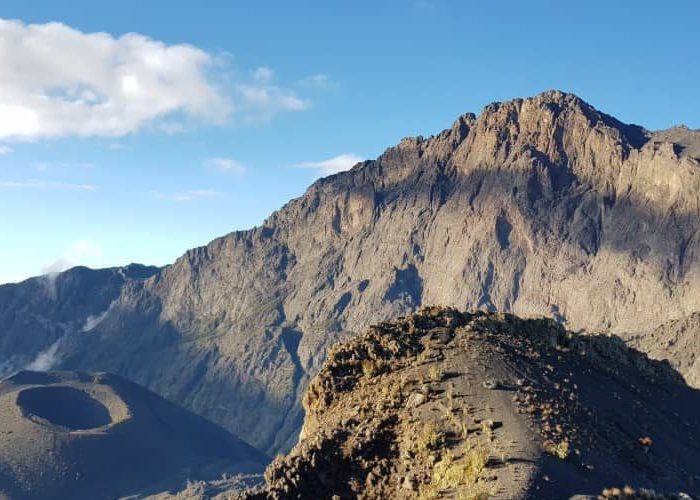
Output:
[2,91,700,457]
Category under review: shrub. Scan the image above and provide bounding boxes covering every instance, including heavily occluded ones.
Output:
[421,444,490,498]
[463,445,489,484]
[361,359,382,377]
[480,419,494,441]
[544,439,569,459]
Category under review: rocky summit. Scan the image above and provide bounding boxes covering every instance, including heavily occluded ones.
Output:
[1,91,700,458]
[249,307,700,499]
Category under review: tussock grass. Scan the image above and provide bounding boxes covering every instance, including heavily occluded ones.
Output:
[427,364,444,382]
[419,444,491,499]
[361,359,382,378]
[418,422,445,452]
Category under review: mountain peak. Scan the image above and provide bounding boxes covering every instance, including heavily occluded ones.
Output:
[385,91,649,173]
[434,90,649,174]
[483,89,589,113]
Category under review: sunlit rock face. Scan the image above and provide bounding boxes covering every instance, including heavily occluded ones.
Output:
[2,91,700,455]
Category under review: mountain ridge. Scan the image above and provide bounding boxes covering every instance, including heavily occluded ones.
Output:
[2,90,700,455]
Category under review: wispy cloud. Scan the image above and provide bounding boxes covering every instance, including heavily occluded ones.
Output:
[41,239,104,275]
[25,338,62,371]
[235,84,308,124]
[0,145,12,155]
[0,19,311,140]
[152,189,223,202]
[299,73,337,90]
[31,161,96,173]
[0,180,98,191]
[411,0,439,13]
[252,67,274,84]
[297,154,365,176]
[203,157,247,175]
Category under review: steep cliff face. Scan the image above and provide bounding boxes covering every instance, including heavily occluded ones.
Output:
[626,312,700,388]
[4,91,700,454]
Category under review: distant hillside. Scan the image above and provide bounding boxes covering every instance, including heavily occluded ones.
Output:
[0,370,268,500]
[1,91,700,455]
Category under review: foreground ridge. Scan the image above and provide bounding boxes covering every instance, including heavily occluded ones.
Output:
[250,307,699,499]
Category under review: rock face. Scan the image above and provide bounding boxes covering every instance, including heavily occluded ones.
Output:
[251,308,700,499]
[626,312,700,388]
[0,371,268,500]
[1,91,700,455]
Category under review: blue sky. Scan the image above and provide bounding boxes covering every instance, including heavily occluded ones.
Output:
[0,0,698,284]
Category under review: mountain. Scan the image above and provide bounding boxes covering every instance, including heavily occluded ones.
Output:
[0,370,268,500]
[251,307,700,499]
[0,264,158,376]
[2,90,700,456]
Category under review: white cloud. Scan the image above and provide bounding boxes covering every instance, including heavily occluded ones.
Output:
[297,154,365,176]
[233,67,308,121]
[299,73,336,89]
[0,179,98,191]
[152,188,223,202]
[252,67,274,83]
[0,19,229,140]
[42,258,73,274]
[82,309,110,332]
[412,0,438,12]
[0,19,310,140]
[204,157,246,175]
[31,161,96,173]
[0,145,12,155]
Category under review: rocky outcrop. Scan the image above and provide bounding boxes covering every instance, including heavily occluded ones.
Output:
[0,371,268,500]
[251,307,700,499]
[2,91,700,455]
